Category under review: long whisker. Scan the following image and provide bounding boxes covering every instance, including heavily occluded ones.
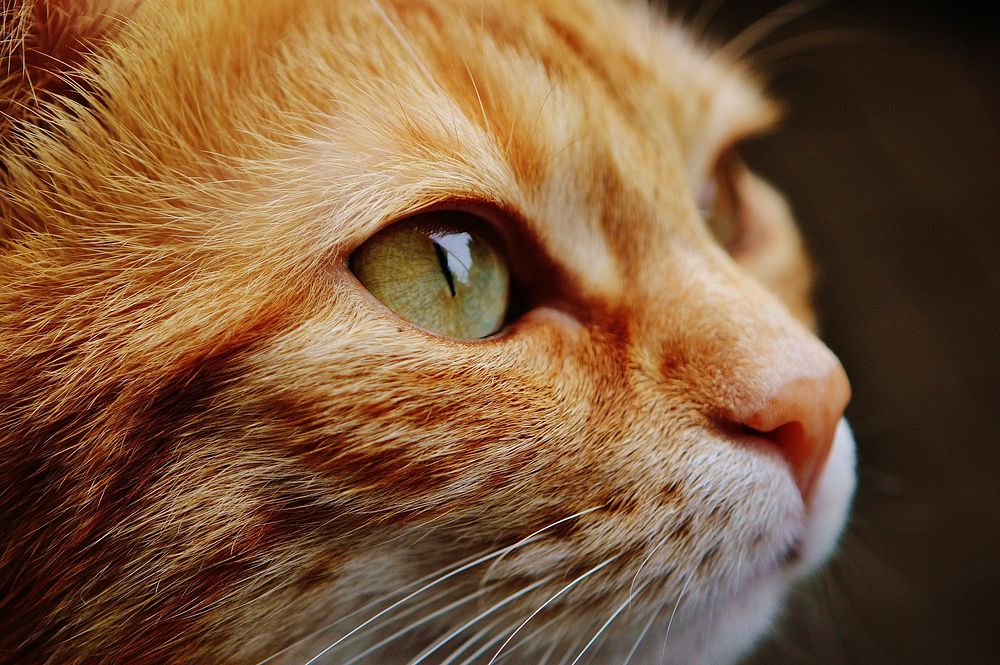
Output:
[689,0,728,42]
[282,507,600,665]
[334,586,458,651]
[660,574,694,660]
[437,616,509,665]
[621,604,661,665]
[745,28,881,71]
[485,556,620,665]
[628,531,673,602]
[569,579,655,665]
[716,0,830,63]
[441,610,563,665]
[453,624,522,665]
[256,548,494,664]
[407,576,555,665]
[493,614,564,663]
[480,506,603,592]
[301,547,536,664]
[342,583,501,665]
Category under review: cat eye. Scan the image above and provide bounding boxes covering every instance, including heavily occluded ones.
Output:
[700,148,745,252]
[350,212,511,339]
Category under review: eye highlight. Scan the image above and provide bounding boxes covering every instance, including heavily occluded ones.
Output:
[350,212,510,339]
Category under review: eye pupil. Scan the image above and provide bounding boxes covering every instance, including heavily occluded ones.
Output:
[432,240,457,297]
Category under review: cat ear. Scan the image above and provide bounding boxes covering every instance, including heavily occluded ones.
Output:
[1,0,141,139]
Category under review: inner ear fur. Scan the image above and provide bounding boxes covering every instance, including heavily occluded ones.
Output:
[1,0,140,138]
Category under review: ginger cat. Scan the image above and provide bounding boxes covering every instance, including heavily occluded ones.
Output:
[0,1,854,663]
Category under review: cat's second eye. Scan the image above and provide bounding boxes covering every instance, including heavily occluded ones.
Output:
[701,148,746,252]
[350,212,510,339]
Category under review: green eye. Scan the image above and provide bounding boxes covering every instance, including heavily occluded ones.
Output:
[350,212,510,339]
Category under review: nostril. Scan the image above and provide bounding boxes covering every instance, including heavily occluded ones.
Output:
[721,417,822,499]
[746,420,815,482]
[748,421,805,452]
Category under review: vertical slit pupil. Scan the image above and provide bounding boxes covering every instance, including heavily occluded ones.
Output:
[432,240,457,297]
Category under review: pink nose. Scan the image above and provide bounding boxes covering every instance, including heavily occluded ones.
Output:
[726,364,851,500]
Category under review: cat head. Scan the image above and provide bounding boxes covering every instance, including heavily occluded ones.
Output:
[0,1,853,663]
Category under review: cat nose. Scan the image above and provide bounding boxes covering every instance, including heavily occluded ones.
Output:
[723,360,851,501]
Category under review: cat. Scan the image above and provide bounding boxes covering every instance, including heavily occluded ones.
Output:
[0,1,855,663]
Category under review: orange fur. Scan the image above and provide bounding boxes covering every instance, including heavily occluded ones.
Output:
[0,1,853,663]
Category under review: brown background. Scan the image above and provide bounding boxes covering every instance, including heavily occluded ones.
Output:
[663,1,999,663]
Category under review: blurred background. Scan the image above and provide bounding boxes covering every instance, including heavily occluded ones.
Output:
[658,0,998,662]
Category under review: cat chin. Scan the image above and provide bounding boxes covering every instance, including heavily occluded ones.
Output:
[705,419,857,664]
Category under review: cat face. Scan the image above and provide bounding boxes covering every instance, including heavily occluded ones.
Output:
[0,1,853,663]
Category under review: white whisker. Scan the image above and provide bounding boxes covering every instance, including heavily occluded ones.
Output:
[493,614,564,663]
[256,549,493,664]
[486,556,620,665]
[480,506,603,592]
[627,531,673,602]
[407,576,554,665]
[300,550,512,664]
[343,583,500,665]
[453,625,519,665]
[660,574,693,660]
[331,586,457,652]
[289,508,600,665]
[569,579,655,665]
[621,604,661,665]
[437,616,508,665]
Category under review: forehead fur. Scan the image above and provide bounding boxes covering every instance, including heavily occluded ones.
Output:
[3,0,775,284]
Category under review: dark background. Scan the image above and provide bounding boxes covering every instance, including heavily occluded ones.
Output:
[662,1,999,663]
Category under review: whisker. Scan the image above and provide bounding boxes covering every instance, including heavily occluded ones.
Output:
[437,616,509,665]
[406,575,555,665]
[255,548,494,664]
[569,579,655,665]
[628,531,672,602]
[688,0,728,42]
[716,0,830,63]
[479,506,603,592]
[745,28,881,71]
[282,506,601,665]
[485,556,620,665]
[453,624,520,665]
[493,614,564,663]
[299,552,508,664]
[334,585,457,650]
[621,603,661,665]
[659,573,694,660]
[342,583,501,665]
[535,637,562,665]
